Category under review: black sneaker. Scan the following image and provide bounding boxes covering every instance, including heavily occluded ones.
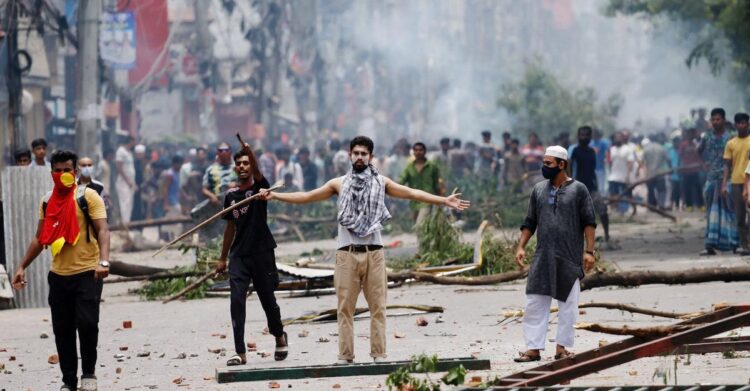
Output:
[699,248,717,256]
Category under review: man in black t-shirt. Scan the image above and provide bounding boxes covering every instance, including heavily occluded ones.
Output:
[569,126,610,243]
[215,147,288,366]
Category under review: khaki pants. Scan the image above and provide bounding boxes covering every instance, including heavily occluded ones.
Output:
[414,206,431,226]
[334,249,387,360]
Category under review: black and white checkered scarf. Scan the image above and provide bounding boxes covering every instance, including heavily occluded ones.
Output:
[337,164,391,237]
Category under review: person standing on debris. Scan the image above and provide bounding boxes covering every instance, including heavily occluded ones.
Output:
[724,112,750,255]
[399,142,443,225]
[214,144,288,366]
[259,136,470,364]
[700,108,738,256]
[503,139,526,193]
[514,145,597,362]
[607,131,636,214]
[12,150,110,391]
[569,126,610,243]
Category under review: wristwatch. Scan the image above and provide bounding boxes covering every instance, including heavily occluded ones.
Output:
[99,260,110,268]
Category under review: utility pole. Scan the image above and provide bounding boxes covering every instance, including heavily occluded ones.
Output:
[6,0,24,161]
[75,0,101,157]
[194,0,216,141]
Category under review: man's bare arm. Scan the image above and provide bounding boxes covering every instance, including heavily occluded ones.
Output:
[12,220,44,289]
[384,177,470,210]
[265,179,339,204]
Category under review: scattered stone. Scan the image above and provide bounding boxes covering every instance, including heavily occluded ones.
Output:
[42,317,49,322]
[136,351,151,358]
[116,367,122,374]
[114,354,125,359]
[158,353,166,358]
[435,315,444,323]
[48,354,59,364]
[332,384,341,389]
[579,310,587,315]
[247,342,257,352]
[628,369,638,376]
[318,337,330,343]
[208,348,222,354]
[9,356,16,361]
[190,353,199,358]
[40,333,49,339]
[175,353,187,359]
[4,370,12,374]
[0,363,4,370]
[123,321,133,329]
[119,346,128,351]
[260,351,271,358]
[394,332,406,339]
[262,327,270,335]
[416,317,428,327]
[0,348,6,352]
[298,330,309,338]
[172,376,184,385]
[329,332,339,337]
[269,381,280,388]
[598,340,608,347]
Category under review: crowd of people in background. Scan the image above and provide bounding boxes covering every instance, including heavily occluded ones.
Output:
[10,106,750,255]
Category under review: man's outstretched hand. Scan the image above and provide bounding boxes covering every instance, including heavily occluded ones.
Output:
[444,192,470,210]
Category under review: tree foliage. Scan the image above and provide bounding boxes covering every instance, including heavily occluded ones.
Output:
[497,62,623,136]
[605,0,750,93]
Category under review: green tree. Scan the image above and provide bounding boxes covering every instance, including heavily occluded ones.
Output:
[605,0,750,97]
[497,62,623,136]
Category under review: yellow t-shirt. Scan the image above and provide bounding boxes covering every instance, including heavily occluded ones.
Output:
[38,187,107,275]
[723,136,750,184]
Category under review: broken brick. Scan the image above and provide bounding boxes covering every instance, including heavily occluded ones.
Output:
[123,321,133,329]
[48,354,59,364]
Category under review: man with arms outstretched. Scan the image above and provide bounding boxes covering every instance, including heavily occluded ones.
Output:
[260,136,470,363]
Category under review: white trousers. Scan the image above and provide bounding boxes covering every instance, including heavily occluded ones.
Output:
[115,179,133,225]
[522,279,580,350]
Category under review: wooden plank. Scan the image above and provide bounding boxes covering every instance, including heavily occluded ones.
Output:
[216,357,490,383]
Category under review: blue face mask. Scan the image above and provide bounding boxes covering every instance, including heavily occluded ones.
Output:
[541,165,561,180]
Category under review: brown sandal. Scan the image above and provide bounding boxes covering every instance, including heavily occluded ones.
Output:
[554,350,573,360]
[513,351,541,362]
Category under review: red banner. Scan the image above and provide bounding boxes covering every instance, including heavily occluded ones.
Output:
[118,0,169,87]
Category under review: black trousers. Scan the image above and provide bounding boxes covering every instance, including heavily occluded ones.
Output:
[229,250,283,354]
[681,173,704,207]
[646,178,666,207]
[671,180,681,208]
[48,270,103,389]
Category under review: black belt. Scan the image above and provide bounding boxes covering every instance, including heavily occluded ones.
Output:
[338,244,383,253]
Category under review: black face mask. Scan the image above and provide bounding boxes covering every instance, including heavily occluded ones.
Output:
[579,138,591,146]
[542,165,561,180]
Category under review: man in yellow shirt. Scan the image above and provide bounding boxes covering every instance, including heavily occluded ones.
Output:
[723,112,750,255]
[12,150,110,391]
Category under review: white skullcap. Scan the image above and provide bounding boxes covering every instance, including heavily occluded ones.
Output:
[545,145,568,160]
[134,144,146,154]
[188,148,197,157]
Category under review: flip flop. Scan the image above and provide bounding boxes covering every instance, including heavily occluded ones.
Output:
[274,332,289,361]
[513,351,541,362]
[226,355,247,366]
[554,350,574,360]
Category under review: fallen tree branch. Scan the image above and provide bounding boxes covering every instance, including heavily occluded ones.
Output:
[575,322,695,337]
[577,302,703,319]
[388,269,528,285]
[580,265,750,290]
[284,304,444,325]
[605,196,677,221]
[110,260,168,277]
[105,271,204,284]
[162,270,216,304]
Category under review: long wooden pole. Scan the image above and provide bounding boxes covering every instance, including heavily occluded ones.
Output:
[162,270,215,304]
[151,184,282,257]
